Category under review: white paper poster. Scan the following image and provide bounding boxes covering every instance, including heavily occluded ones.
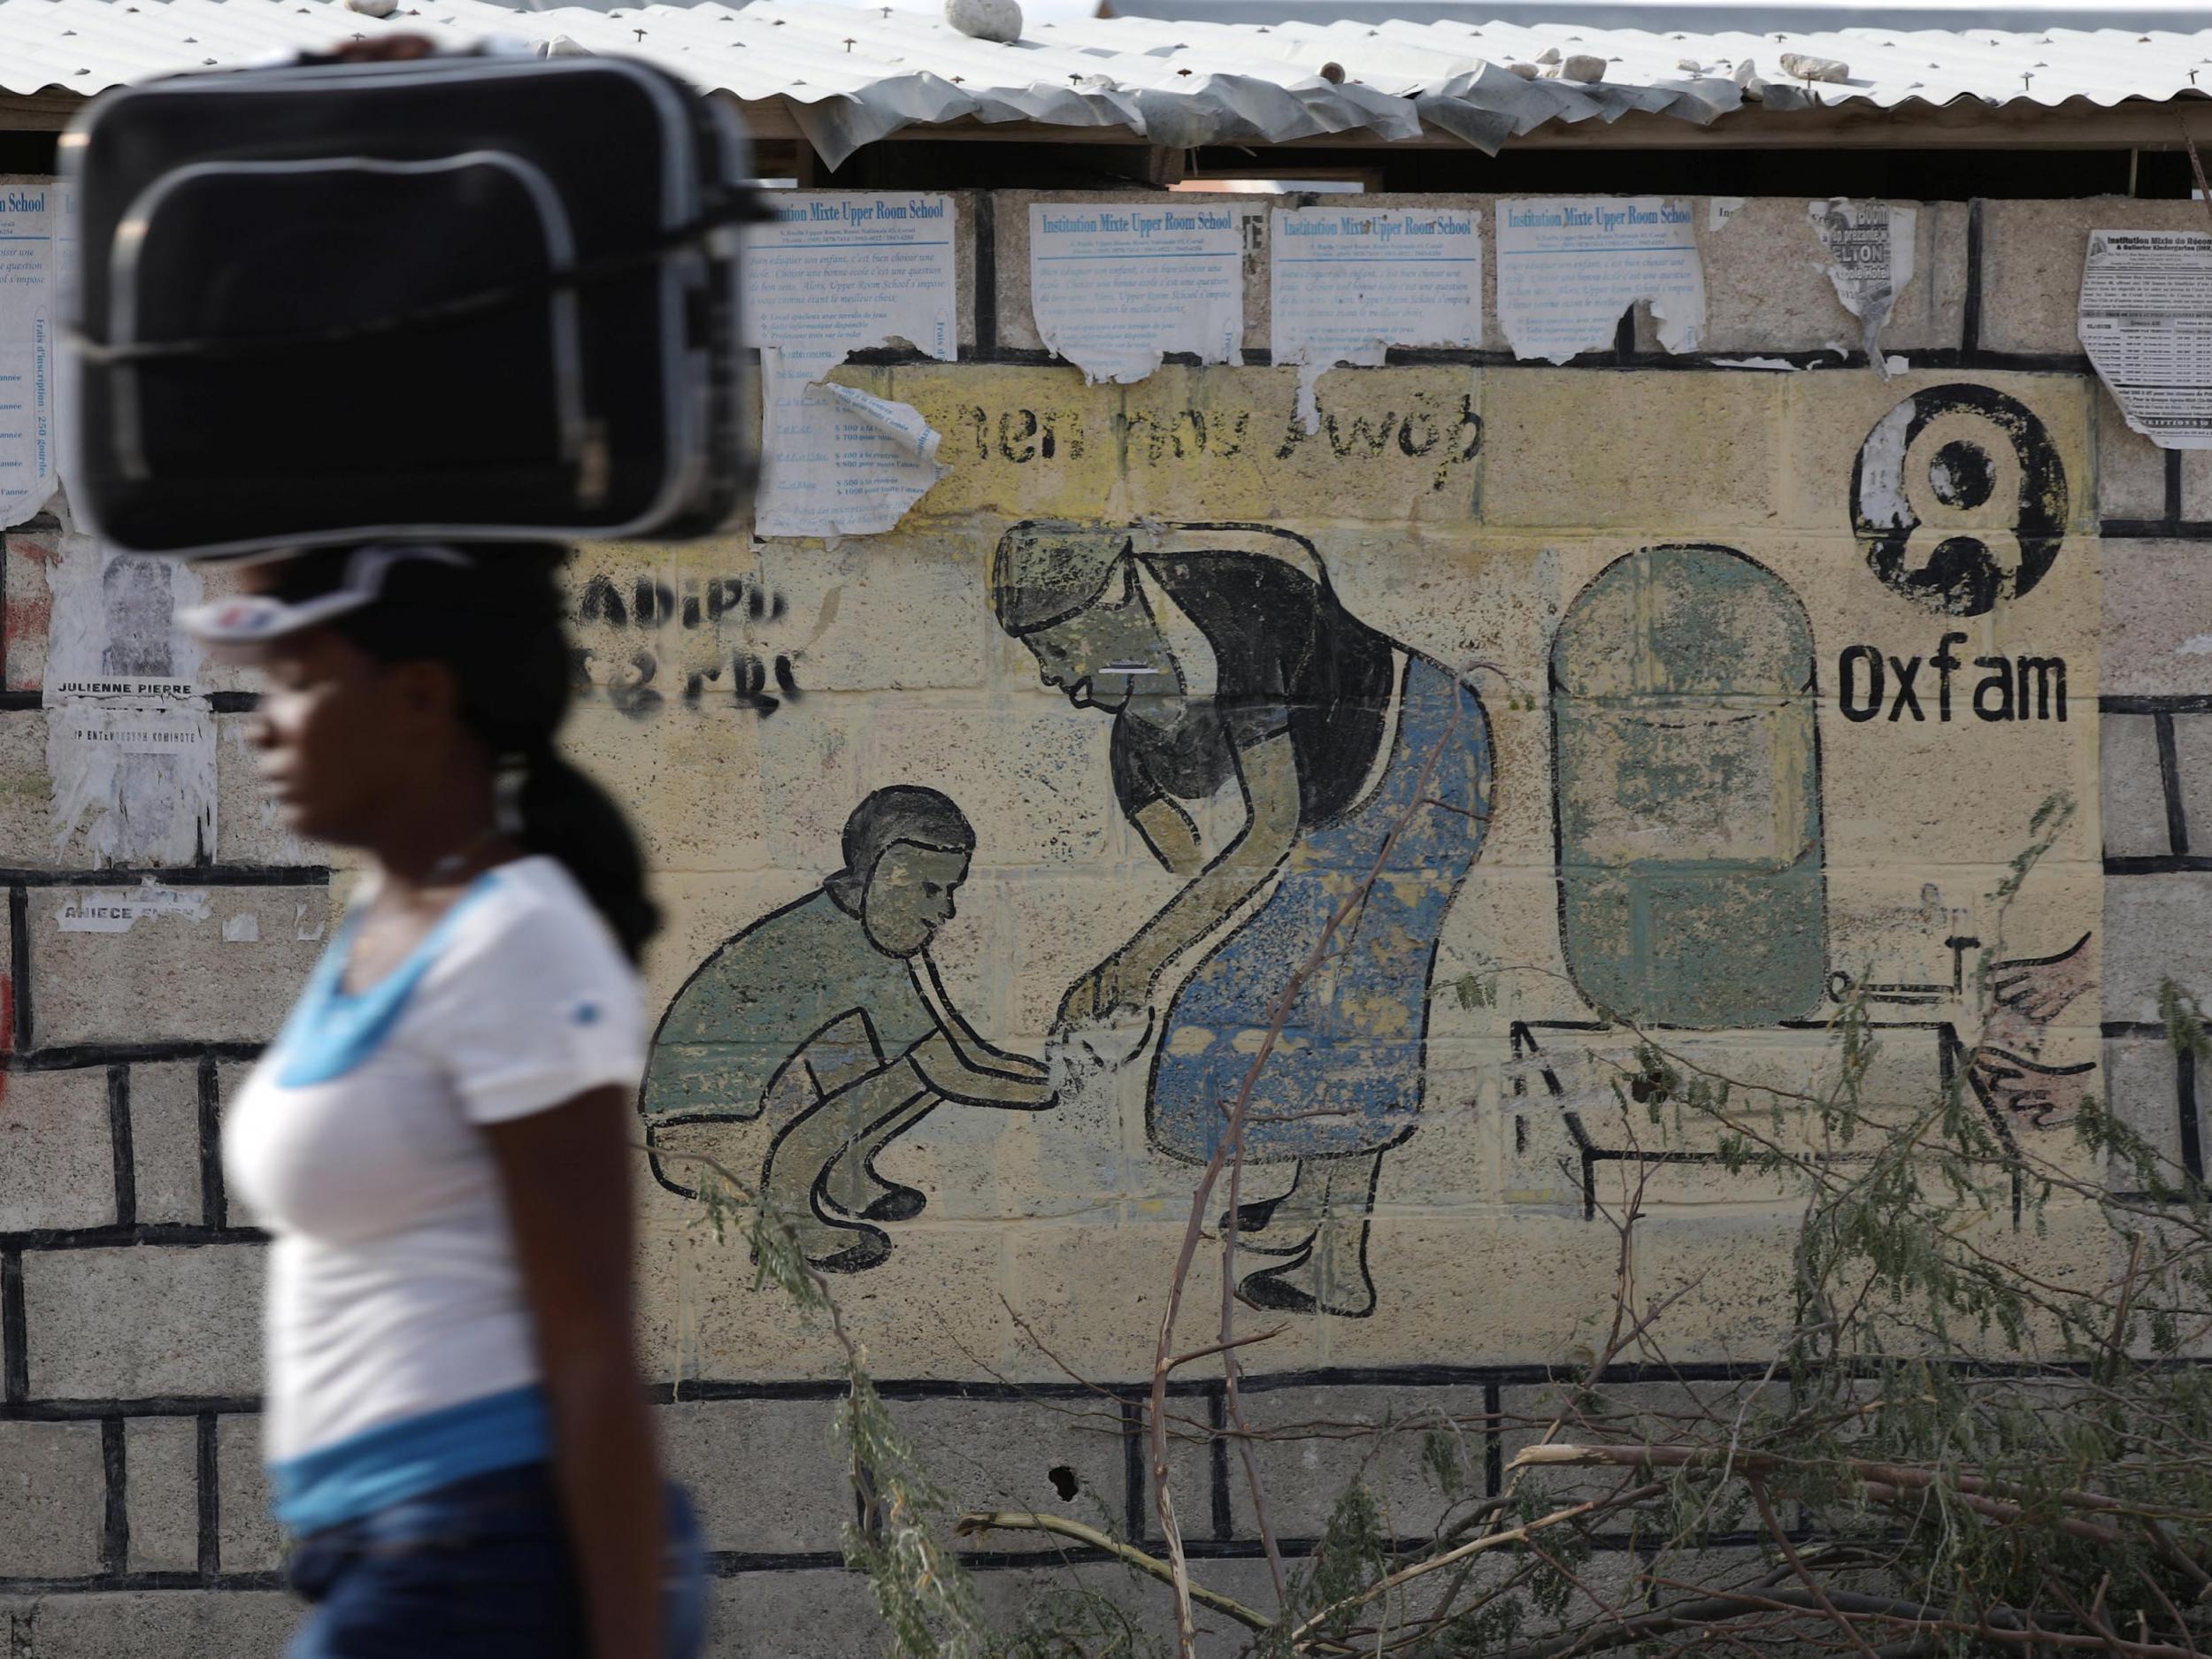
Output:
[43,534,216,866]
[741,194,958,538]
[1029,202,1242,384]
[1270,207,1481,433]
[1495,197,1705,364]
[1810,198,1916,375]
[2078,229,2212,449]
[0,180,59,527]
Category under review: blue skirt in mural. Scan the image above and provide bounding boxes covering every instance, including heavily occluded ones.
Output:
[1148,656,1491,1164]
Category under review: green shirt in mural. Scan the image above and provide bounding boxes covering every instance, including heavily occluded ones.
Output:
[639,888,941,1124]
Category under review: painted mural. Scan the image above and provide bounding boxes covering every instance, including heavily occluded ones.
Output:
[616,359,2107,1376]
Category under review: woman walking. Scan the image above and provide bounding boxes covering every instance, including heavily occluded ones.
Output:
[191,542,701,1658]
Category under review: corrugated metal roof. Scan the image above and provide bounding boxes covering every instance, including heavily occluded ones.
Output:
[1,0,2208,167]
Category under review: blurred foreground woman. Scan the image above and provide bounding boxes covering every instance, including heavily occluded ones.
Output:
[186,545,702,1659]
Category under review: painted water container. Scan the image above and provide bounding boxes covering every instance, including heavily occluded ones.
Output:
[1549,544,1825,1029]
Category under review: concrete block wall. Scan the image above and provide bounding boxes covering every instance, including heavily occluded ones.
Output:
[0,187,2199,1653]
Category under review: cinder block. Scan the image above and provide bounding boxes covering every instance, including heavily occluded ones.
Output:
[18,1590,299,1658]
[0,1422,104,1578]
[658,1397,851,1555]
[0,1068,115,1233]
[2101,543,2212,698]
[563,700,772,879]
[4,526,58,695]
[211,716,319,869]
[2102,711,2172,860]
[2096,396,2169,521]
[2170,711,2212,852]
[128,1064,203,1229]
[1223,1381,1490,1542]
[705,1569,892,1659]
[2184,450,2212,520]
[212,1063,257,1232]
[1482,372,1781,533]
[2106,872,2212,1023]
[2103,1033,2189,1182]
[852,361,1120,526]
[756,534,991,694]
[1978,198,2208,357]
[28,886,326,1046]
[0,710,54,866]
[213,1416,280,1575]
[124,1417,198,1575]
[22,1245,264,1401]
[1778,368,2093,537]
[1120,365,1486,526]
[865,703,1113,870]
[899,1394,1135,1553]
[1699,196,1960,355]
[992,190,1270,357]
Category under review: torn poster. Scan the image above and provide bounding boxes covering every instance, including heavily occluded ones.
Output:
[1029,202,1241,383]
[2078,229,2212,449]
[741,195,956,537]
[56,881,212,933]
[1270,207,1480,434]
[1809,199,1916,376]
[1495,196,1705,363]
[0,180,59,527]
[43,533,216,865]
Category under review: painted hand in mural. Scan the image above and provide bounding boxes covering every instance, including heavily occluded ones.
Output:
[1968,1043,2096,1129]
[1989,933,2093,1025]
[993,521,1494,1319]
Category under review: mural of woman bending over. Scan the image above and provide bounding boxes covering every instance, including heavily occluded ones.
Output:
[993,523,1493,1317]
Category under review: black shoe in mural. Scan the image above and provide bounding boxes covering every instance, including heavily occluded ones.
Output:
[803,1221,895,1275]
[1217,1189,1315,1256]
[1234,1236,1378,1319]
[853,1179,928,1225]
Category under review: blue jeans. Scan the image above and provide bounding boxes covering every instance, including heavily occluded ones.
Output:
[285,1463,705,1659]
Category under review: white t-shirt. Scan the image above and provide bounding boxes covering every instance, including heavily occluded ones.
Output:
[225,856,645,1479]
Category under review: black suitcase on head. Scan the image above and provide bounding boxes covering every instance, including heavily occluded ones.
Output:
[62,52,757,558]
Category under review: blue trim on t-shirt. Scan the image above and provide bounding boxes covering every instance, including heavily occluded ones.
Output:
[271,871,505,1088]
[270,1384,552,1536]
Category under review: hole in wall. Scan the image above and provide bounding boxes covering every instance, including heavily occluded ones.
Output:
[1048,1464,1080,1501]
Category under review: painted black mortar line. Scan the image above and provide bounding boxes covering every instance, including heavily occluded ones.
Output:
[2106,694,2212,715]
[101,1416,127,1577]
[196,1412,219,1581]
[0,1223,268,1252]
[106,1065,134,1230]
[0,865,330,888]
[2157,710,2193,856]
[0,691,259,714]
[1,1250,25,1404]
[1122,1394,1148,1551]
[972,191,997,357]
[1208,1382,1233,1541]
[197,1055,226,1231]
[1962,198,1985,357]
[7,1041,263,1073]
[9,882,28,1054]
[2168,447,2186,526]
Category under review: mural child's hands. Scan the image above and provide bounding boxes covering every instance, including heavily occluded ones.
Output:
[1057,954,1152,1030]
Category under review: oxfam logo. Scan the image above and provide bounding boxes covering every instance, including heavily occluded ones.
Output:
[1848,384,2069,618]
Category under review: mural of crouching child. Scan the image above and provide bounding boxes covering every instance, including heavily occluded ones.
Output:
[640,787,1054,1272]
[993,523,1493,1317]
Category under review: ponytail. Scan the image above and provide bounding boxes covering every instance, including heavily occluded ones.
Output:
[326,542,663,963]
[512,747,660,963]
